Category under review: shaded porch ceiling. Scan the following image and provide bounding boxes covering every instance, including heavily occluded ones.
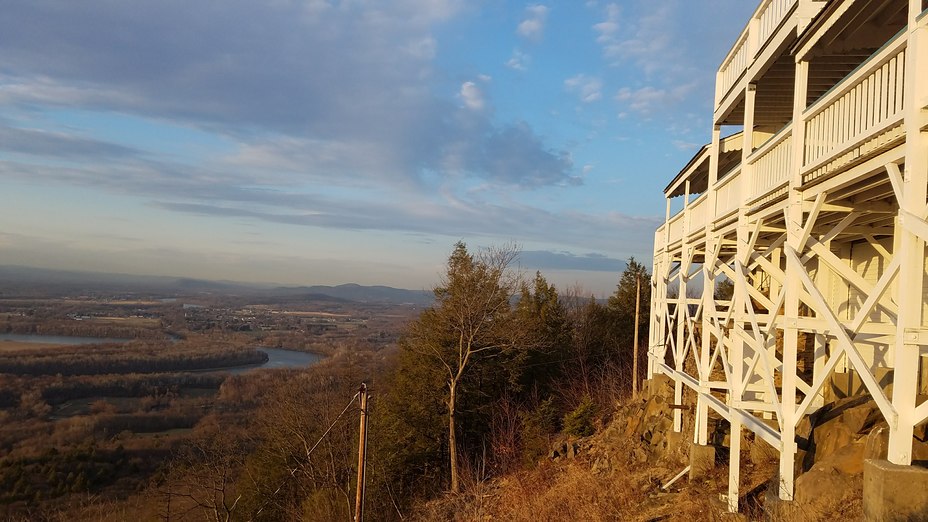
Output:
[800,0,908,105]
[665,132,744,198]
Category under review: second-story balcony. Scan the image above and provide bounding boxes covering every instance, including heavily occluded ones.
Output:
[716,0,805,123]
[660,0,924,252]
[659,133,744,247]
[801,23,909,184]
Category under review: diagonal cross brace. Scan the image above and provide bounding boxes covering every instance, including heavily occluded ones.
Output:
[785,246,898,427]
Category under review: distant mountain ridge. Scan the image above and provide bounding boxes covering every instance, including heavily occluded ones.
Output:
[0,265,433,305]
[272,283,433,305]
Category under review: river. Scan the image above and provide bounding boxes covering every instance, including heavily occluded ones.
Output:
[226,348,323,374]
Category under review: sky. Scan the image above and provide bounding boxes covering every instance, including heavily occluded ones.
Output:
[0,0,757,296]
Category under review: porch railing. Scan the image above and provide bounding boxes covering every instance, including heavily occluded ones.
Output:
[718,34,749,103]
[667,212,685,245]
[688,193,709,234]
[749,126,792,201]
[714,166,743,219]
[802,31,907,176]
[756,0,798,53]
[654,224,666,252]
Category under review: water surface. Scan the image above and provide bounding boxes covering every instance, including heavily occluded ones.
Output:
[227,348,323,374]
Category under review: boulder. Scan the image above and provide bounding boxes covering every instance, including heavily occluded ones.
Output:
[794,467,858,505]
[841,402,876,435]
[643,394,667,420]
[813,420,854,463]
[813,441,865,476]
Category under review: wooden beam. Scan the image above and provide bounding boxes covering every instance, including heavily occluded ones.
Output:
[785,246,898,427]
[886,162,904,203]
[848,256,900,336]
[805,236,899,317]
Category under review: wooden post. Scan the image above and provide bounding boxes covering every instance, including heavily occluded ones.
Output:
[888,0,928,465]
[633,272,641,397]
[354,383,369,522]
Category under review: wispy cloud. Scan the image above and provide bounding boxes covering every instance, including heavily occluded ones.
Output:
[459,81,486,111]
[615,83,695,117]
[506,49,530,71]
[517,5,549,42]
[0,136,617,250]
[565,74,603,103]
[593,2,676,76]
[0,124,141,159]
[593,4,621,56]
[519,250,627,272]
[672,139,701,151]
[148,199,656,254]
[593,0,747,129]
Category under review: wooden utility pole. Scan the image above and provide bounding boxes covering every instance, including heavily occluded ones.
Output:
[354,383,369,522]
[633,272,641,397]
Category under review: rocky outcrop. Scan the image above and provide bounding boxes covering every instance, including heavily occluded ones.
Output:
[546,375,683,477]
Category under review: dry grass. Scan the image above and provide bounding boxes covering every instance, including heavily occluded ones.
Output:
[87,317,161,328]
[415,456,739,522]
[411,393,867,522]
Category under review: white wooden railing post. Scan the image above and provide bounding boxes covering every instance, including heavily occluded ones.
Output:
[748,10,761,58]
[715,70,723,111]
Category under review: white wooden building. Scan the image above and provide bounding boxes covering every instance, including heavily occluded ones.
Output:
[648,0,928,513]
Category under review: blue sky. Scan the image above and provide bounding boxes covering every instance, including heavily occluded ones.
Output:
[0,0,756,295]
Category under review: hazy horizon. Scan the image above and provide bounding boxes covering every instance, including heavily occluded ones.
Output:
[0,253,629,298]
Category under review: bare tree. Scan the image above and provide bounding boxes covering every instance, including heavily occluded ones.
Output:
[160,432,244,522]
[405,242,525,493]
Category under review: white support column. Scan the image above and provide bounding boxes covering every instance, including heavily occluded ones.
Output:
[661,199,673,373]
[768,247,782,302]
[698,126,723,446]
[649,252,659,381]
[648,254,657,381]
[762,244,783,422]
[778,56,811,502]
[779,207,801,501]
[674,252,688,433]
[659,253,670,372]
[888,1,928,465]
[727,82,757,514]
[674,182,692,433]
[651,197,674,381]
[812,238,829,413]
[728,413,742,513]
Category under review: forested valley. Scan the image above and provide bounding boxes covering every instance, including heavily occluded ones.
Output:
[0,244,650,521]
